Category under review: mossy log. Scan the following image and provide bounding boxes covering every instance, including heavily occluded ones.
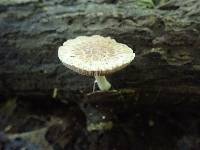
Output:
[0,0,200,103]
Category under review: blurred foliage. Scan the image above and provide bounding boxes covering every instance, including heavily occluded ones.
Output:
[136,0,170,8]
[136,0,155,8]
[153,0,170,6]
[0,98,17,120]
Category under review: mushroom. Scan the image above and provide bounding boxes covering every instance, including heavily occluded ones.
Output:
[58,35,135,91]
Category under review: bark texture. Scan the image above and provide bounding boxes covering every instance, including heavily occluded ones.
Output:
[0,1,200,149]
[0,0,200,101]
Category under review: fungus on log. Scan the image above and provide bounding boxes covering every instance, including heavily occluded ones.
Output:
[0,0,199,103]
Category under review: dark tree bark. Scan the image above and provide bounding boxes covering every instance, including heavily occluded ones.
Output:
[0,0,200,102]
[0,1,200,149]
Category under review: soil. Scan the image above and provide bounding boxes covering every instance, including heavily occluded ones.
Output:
[0,92,200,150]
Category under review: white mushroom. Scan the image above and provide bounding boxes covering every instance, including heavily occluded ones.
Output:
[58,35,135,91]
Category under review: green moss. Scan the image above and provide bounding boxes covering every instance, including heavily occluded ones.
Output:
[87,121,113,132]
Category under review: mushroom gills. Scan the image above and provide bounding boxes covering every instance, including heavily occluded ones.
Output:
[95,76,111,91]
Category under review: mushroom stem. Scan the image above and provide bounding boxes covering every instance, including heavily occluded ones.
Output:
[95,76,111,91]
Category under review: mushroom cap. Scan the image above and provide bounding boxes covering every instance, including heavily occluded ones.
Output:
[58,35,135,76]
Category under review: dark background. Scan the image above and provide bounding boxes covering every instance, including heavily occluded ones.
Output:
[0,0,200,149]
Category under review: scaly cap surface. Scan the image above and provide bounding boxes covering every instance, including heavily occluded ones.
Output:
[58,35,135,76]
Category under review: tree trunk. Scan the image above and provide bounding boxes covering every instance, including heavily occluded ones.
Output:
[0,0,200,103]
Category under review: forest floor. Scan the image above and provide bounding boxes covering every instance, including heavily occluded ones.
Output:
[0,93,200,150]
